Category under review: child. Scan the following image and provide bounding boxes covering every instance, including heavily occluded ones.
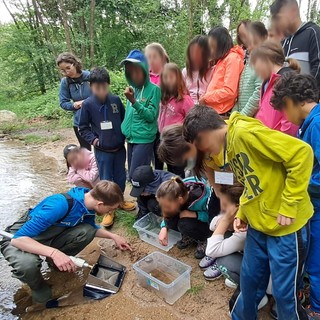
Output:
[145,42,169,86]
[121,49,161,180]
[156,176,211,259]
[236,20,251,50]
[63,144,99,189]
[200,183,245,285]
[182,35,213,104]
[158,63,194,176]
[271,73,320,319]
[199,27,244,115]
[251,40,300,136]
[183,105,313,320]
[79,67,135,227]
[130,165,175,220]
[232,22,268,117]
[0,181,131,304]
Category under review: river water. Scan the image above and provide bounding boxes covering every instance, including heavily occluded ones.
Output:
[0,141,68,319]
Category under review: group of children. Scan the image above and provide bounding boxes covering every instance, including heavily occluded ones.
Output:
[56,0,320,319]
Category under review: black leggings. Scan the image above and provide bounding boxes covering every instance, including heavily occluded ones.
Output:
[73,126,91,150]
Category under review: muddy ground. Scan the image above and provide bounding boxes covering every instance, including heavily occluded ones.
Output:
[2,128,272,320]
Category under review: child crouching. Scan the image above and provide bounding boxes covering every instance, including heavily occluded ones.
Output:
[156,176,211,259]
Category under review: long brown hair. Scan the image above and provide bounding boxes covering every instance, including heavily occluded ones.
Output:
[56,52,83,73]
[251,40,301,72]
[156,176,188,201]
[161,63,188,104]
[186,35,211,82]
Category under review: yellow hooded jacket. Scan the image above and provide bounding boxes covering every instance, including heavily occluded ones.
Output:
[228,113,314,236]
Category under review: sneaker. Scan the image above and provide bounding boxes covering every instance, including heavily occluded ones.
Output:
[306,305,320,320]
[101,211,115,227]
[299,290,306,305]
[194,240,207,259]
[176,235,195,249]
[225,278,237,289]
[204,264,222,281]
[270,302,277,319]
[199,256,216,269]
[258,295,269,310]
[120,201,136,211]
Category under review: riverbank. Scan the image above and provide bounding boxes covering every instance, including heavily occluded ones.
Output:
[0,123,272,320]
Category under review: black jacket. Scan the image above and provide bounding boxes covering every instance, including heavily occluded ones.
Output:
[282,21,320,88]
[79,94,125,152]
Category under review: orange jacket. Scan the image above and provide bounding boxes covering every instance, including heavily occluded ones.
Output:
[203,45,244,114]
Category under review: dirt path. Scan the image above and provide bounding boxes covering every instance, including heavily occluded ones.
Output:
[2,127,272,320]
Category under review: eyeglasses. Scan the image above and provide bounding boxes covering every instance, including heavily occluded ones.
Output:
[59,64,74,74]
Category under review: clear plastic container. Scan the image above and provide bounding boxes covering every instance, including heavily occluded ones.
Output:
[133,251,192,305]
[133,213,182,252]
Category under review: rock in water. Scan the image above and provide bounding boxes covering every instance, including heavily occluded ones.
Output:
[0,110,17,123]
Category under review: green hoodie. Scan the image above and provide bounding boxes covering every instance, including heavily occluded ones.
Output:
[121,61,161,144]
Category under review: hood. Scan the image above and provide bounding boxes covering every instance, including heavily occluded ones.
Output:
[81,70,90,81]
[144,170,175,194]
[67,187,89,206]
[294,21,316,36]
[227,45,245,60]
[122,49,150,88]
[300,103,320,136]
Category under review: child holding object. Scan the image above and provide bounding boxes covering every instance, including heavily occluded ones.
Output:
[63,144,99,189]
[158,63,194,177]
[121,50,161,180]
[145,42,169,86]
[156,176,211,259]
[183,105,313,320]
[182,35,213,104]
[251,40,300,136]
[271,73,320,319]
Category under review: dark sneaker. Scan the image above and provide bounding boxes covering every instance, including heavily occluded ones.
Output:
[194,240,207,259]
[176,235,195,249]
[306,305,320,320]
[203,264,222,281]
[199,256,215,269]
[270,302,278,319]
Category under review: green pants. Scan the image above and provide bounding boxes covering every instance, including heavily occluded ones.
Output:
[0,222,96,303]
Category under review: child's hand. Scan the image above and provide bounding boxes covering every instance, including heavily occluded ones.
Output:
[124,87,136,104]
[223,205,239,222]
[158,227,168,246]
[234,218,248,232]
[112,234,132,251]
[277,214,295,226]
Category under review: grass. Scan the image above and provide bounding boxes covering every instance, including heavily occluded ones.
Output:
[187,283,205,295]
[22,133,62,144]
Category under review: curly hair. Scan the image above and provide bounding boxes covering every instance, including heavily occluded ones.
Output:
[56,52,83,73]
[271,73,319,110]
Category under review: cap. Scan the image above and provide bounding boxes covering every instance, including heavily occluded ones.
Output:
[120,49,147,65]
[130,165,155,197]
[63,144,79,159]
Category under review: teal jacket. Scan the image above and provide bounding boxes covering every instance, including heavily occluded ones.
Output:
[232,57,261,117]
[121,52,161,144]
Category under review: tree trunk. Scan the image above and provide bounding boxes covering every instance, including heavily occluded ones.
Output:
[79,14,87,64]
[89,0,96,65]
[57,0,72,51]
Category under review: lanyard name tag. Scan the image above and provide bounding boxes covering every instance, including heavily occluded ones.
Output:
[215,171,234,185]
[100,121,113,130]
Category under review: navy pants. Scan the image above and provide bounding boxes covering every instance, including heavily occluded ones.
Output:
[306,198,320,313]
[231,226,309,320]
[127,142,154,180]
[95,147,126,192]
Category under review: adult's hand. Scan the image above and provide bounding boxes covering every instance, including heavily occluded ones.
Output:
[51,249,76,272]
[73,101,83,110]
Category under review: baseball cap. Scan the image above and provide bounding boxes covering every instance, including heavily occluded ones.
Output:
[130,165,156,197]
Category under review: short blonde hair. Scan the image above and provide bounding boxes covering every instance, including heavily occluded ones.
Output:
[145,42,170,63]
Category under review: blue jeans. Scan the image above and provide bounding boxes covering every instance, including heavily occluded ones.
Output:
[94,147,126,192]
[306,198,320,312]
[127,142,154,180]
[231,226,309,320]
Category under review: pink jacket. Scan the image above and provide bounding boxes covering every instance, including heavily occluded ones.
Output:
[255,71,298,136]
[67,149,100,187]
[182,68,213,104]
[149,72,161,86]
[158,94,194,133]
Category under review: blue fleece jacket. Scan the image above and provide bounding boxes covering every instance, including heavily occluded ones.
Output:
[298,103,320,198]
[13,188,99,239]
[59,70,91,126]
[79,94,125,151]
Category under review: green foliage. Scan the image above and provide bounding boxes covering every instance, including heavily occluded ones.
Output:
[187,283,205,295]
[114,209,138,236]
[23,133,61,144]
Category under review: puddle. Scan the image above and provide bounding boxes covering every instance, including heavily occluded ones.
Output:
[0,141,68,319]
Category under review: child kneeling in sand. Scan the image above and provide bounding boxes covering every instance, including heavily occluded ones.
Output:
[156,176,211,259]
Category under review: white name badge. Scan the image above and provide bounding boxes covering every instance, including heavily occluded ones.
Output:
[100,121,113,130]
[214,171,234,185]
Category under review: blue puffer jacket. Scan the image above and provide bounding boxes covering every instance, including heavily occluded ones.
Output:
[59,70,91,126]
[13,187,99,239]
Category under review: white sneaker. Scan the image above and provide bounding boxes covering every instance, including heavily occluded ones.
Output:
[258,295,269,310]
[225,278,237,289]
